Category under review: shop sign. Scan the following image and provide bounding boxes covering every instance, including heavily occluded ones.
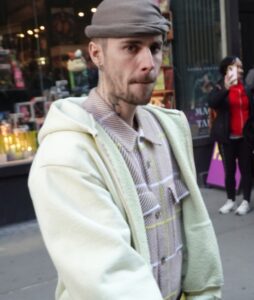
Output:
[206,142,241,190]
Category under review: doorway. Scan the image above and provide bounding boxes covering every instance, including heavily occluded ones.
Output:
[239,0,254,75]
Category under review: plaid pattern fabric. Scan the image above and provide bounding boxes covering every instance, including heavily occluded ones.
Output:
[83,89,190,300]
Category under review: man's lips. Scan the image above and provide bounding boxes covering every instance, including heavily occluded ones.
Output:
[131,80,155,84]
[130,75,156,85]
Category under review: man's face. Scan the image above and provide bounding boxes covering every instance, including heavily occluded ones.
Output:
[99,35,163,106]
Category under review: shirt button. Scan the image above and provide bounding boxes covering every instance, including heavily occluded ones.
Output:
[138,137,143,144]
[155,211,161,219]
[161,257,167,265]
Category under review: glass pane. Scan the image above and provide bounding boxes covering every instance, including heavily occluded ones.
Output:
[171,0,223,138]
[0,0,102,163]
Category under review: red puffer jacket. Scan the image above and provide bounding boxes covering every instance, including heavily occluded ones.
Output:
[228,82,250,136]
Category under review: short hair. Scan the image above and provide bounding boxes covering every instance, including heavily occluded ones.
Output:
[219,56,238,76]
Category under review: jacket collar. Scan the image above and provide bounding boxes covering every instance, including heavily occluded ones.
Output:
[83,89,162,152]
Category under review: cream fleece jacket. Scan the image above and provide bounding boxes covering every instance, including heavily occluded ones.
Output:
[28,97,223,300]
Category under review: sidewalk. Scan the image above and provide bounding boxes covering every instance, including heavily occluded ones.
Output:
[201,187,254,300]
[0,221,56,300]
[0,187,254,299]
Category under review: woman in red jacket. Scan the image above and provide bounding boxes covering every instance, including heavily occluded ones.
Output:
[208,56,253,215]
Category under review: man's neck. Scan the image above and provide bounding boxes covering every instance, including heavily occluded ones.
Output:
[95,87,137,128]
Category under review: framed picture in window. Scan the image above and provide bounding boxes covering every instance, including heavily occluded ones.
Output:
[31,97,47,118]
[15,102,34,122]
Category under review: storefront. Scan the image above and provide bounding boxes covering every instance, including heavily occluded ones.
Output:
[170,0,254,180]
[0,0,102,225]
[171,0,224,179]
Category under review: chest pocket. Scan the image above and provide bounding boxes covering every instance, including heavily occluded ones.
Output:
[168,178,190,205]
[165,177,190,222]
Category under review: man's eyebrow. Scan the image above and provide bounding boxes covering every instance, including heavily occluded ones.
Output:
[120,39,163,46]
[152,40,163,46]
[120,39,143,45]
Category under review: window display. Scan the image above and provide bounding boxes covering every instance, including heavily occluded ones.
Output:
[171,0,222,138]
[0,0,172,166]
[0,49,23,90]
[0,117,37,163]
[150,4,175,109]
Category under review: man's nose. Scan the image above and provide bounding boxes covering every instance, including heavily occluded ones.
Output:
[140,48,155,72]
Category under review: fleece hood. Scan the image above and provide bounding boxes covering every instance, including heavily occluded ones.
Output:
[38,97,97,144]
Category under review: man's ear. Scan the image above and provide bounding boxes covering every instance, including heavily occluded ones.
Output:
[88,41,104,69]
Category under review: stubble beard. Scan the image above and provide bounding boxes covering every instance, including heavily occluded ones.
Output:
[107,75,155,107]
[111,86,154,106]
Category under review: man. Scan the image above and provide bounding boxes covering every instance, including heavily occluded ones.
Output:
[28,1,223,299]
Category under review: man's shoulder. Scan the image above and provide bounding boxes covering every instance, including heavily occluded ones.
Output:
[145,104,182,116]
[144,105,187,126]
[143,105,190,140]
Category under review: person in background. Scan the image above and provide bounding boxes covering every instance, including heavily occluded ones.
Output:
[208,56,253,215]
[28,1,223,299]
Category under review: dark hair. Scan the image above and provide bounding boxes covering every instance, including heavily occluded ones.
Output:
[219,56,238,76]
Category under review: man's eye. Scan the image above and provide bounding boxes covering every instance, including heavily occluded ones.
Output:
[150,44,162,55]
[126,45,138,53]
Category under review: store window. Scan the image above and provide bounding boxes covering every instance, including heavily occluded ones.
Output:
[0,0,102,164]
[171,0,223,139]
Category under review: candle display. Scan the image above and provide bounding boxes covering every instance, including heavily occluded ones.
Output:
[0,123,37,162]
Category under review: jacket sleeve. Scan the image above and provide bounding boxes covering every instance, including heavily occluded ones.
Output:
[177,112,223,300]
[28,147,163,300]
[207,84,228,109]
[183,288,221,299]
